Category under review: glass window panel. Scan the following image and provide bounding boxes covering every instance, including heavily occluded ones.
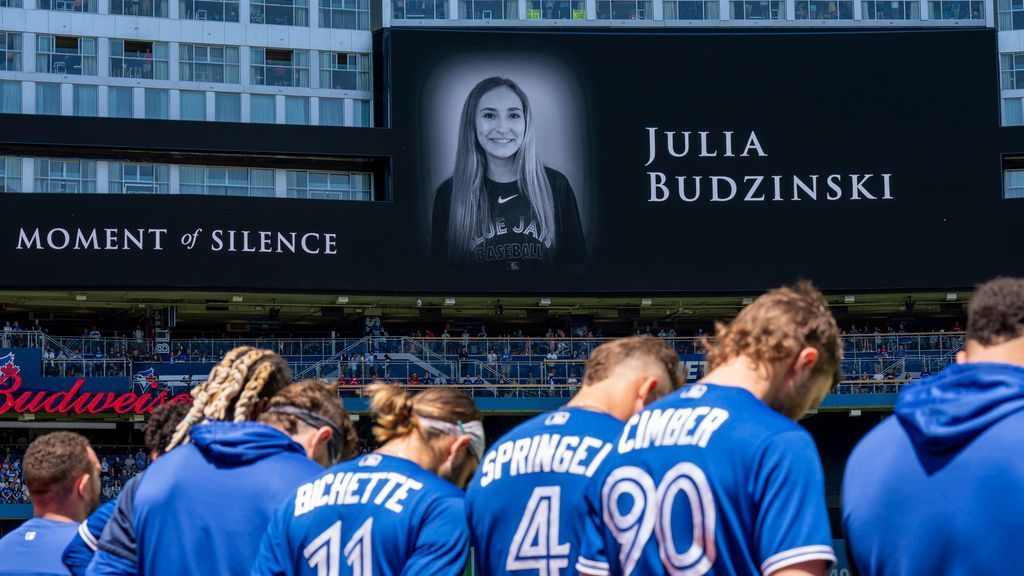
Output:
[0,81,22,113]
[285,96,308,125]
[35,83,61,115]
[145,88,169,119]
[215,92,240,122]
[319,98,343,126]
[73,84,98,116]
[250,94,276,123]
[181,90,206,120]
[108,87,134,118]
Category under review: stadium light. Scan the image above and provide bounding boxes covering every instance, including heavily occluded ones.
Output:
[946,293,958,301]
[641,297,653,307]
[844,295,856,304]
[336,296,349,304]
[444,297,456,305]
[231,295,243,303]
[539,298,552,306]
[74,293,87,301]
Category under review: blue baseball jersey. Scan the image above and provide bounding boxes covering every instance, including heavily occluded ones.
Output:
[465,407,621,576]
[576,384,836,576]
[0,517,79,575]
[62,500,117,576]
[251,453,470,576]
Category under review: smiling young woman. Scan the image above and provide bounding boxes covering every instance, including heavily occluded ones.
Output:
[431,76,586,274]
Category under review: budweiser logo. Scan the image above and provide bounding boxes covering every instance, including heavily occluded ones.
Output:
[0,377,191,416]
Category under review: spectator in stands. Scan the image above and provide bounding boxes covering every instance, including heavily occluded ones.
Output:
[409,372,420,386]
[62,401,191,576]
[845,277,1024,575]
[0,432,101,576]
[90,350,356,576]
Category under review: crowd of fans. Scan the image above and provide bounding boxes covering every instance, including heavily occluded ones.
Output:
[0,447,146,505]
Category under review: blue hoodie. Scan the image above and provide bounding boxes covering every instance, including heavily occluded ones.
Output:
[843,362,1024,576]
[87,421,323,576]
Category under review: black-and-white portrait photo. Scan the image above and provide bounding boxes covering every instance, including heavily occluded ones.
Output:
[423,53,592,276]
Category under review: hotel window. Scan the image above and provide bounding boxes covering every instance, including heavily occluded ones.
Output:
[35,83,61,115]
[862,0,918,17]
[664,0,718,18]
[319,0,370,29]
[459,0,518,18]
[108,86,134,118]
[251,0,309,25]
[110,162,170,194]
[0,33,22,72]
[181,90,206,120]
[1000,0,1024,28]
[1003,97,1023,127]
[730,0,782,17]
[319,52,370,91]
[1005,165,1024,198]
[392,0,447,17]
[37,36,97,76]
[319,98,343,126]
[929,0,983,17]
[74,85,98,116]
[1001,53,1024,90]
[34,159,97,193]
[39,0,97,11]
[526,0,585,18]
[795,0,853,18]
[251,48,309,87]
[286,170,372,200]
[0,157,22,192]
[110,40,169,80]
[352,100,371,127]
[0,0,23,7]
[250,94,276,123]
[1,81,22,113]
[111,0,169,16]
[1006,170,1024,199]
[179,166,275,197]
[180,44,239,84]
[180,0,239,20]
[285,96,308,125]
[596,0,651,19]
[145,88,169,119]
[215,92,241,122]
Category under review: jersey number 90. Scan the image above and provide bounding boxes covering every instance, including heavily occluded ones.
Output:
[602,463,716,576]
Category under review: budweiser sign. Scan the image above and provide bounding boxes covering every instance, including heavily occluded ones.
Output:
[0,354,191,415]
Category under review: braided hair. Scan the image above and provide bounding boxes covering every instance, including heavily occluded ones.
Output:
[165,346,292,452]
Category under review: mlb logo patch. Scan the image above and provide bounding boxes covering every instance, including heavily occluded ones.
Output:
[24,531,35,541]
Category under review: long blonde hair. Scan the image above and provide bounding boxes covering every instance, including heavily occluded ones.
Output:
[447,77,556,263]
[165,347,292,451]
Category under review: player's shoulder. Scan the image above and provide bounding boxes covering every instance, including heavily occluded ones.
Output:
[847,415,902,469]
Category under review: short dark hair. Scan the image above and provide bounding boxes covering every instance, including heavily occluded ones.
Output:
[967,277,1024,346]
[583,336,684,391]
[23,432,94,497]
[259,380,358,461]
[144,401,191,457]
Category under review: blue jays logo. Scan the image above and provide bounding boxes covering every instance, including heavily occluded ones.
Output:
[133,368,158,388]
[0,352,21,391]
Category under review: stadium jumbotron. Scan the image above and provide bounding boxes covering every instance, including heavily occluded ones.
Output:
[1,1,1024,574]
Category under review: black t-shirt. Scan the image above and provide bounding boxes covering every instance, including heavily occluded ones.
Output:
[431,167,586,275]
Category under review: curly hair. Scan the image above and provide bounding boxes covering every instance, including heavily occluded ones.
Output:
[704,281,842,386]
[258,380,359,462]
[24,431,94,497]
[144,401,191,457]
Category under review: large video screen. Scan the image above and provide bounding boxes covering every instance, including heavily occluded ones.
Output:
[2,27,1012,293]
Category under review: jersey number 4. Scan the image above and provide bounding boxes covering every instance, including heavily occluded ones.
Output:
[303,518,373,576]
[506,486,572,576]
